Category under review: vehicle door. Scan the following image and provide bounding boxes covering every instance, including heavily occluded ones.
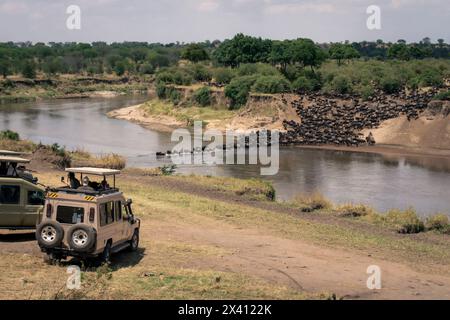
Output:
[24,188,45,227]
[98,201,119,247]
[0,182,23,227]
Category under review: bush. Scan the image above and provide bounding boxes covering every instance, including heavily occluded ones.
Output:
[380,76,402,94]
[385,208,425,234]
[213,67,235,85]
[156,83,182,104]
[292,76,315,92]
[337,204,373,218]
[425,214,450,234]
[188,64,212,82]
[293,192,332,212]
[358,85,375,100]
[193,87,212,107]
[225,75,257,109]
[433,90,450,100]
[0,130,20,141]
[237,63,280,76]
[251,75,291,94]
[332,75,352,94]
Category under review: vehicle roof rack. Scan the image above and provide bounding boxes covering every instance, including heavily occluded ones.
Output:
[0,156,31,163]
[0,150,24,156]
[65,167,121,176]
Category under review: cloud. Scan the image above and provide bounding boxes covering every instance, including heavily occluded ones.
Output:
[198,0,220,12]
[264,2,336,15]
[0,1,28,14]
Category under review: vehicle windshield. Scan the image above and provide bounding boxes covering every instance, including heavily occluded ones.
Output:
[56,206,85,224]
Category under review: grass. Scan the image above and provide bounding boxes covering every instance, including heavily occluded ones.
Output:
[141,99,234,126]
[119,179,450,268]
[70,150,127,170]
[292,192,332,212]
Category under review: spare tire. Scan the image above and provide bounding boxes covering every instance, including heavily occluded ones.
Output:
[36,221,64,249]
[67,224,96,253]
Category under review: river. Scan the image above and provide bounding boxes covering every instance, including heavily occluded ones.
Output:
[1,95,449,217]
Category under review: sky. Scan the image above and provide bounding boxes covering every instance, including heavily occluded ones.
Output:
[0,0,449,44]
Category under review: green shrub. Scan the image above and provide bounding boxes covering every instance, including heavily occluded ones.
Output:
[193,87,212,107]
[225,75,257,109]
[237,63,280,76]
[292,76,314,92]
[358,85,375,100]
[425,214,450,234]
[0,130,20,141]
[156,83,182,104]
[191,64,212,82]
[385,208,425,234]
[332,75,352,94]
[419,70,444,87]
[213,67,235,84]
[251,75,291,94]
[433,90,450,100]
[380,76,402,94]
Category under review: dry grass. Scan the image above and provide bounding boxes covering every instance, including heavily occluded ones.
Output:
[70,152,126,170]
[364,208,425,234]
[335,203,375,218]
[0,138,36,153]
[425,214,450,234]
[293,192,332,212]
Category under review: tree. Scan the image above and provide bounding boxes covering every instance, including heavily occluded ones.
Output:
[269,40,291,71]
[213,33,272,67]
[181,44,209,62]
[329,43,360,66]
[0,60,11,78]
[289,38,326,70]
[21,61,36,78]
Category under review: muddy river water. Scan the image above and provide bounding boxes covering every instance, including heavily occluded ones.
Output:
[1,95,449,217]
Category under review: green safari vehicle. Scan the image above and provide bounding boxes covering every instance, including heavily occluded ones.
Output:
[0,151,45,230]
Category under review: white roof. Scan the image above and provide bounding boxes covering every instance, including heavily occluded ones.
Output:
[0,156,31,163]
[65,167,121,176]
[0,150,24,156]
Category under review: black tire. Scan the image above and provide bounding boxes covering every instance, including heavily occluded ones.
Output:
[101,242,112,264]
[36,221,64,249]
[128,229,139,252]
[67,224,96,253]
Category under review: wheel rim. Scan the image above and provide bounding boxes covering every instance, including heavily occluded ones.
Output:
[72,230,89,247]
[41,226,57,243]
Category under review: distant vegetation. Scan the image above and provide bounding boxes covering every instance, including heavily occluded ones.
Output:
[1,35,449,107]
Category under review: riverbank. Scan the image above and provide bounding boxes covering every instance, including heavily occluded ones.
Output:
[0,75,150,103]
[1,165,449,300]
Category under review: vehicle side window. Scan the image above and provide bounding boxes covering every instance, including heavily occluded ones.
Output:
[0,185,20,204]
[100,202,115,226]
[27,190,44,205]
[115,201,122,221]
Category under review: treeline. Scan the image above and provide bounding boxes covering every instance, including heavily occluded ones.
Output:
[0,35,449,78]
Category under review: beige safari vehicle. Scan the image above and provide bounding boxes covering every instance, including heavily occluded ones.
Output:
[36,167,140,264]
[0,151,44,230]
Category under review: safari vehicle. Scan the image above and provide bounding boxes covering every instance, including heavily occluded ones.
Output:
[0,152,44,230]
[36,167,140,264]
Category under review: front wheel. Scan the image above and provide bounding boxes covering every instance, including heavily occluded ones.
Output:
[128,229,139,252]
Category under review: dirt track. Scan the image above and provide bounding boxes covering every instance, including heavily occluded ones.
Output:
[2,173,450,300]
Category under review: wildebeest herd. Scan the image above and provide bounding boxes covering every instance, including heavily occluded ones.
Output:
[280,90,439,146]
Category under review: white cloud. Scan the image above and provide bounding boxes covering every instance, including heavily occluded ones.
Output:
[264,2,336,15]
[198,0,220,12]
[0,1,28,14]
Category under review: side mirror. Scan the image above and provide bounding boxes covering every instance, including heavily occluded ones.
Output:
[126,199,133,205]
